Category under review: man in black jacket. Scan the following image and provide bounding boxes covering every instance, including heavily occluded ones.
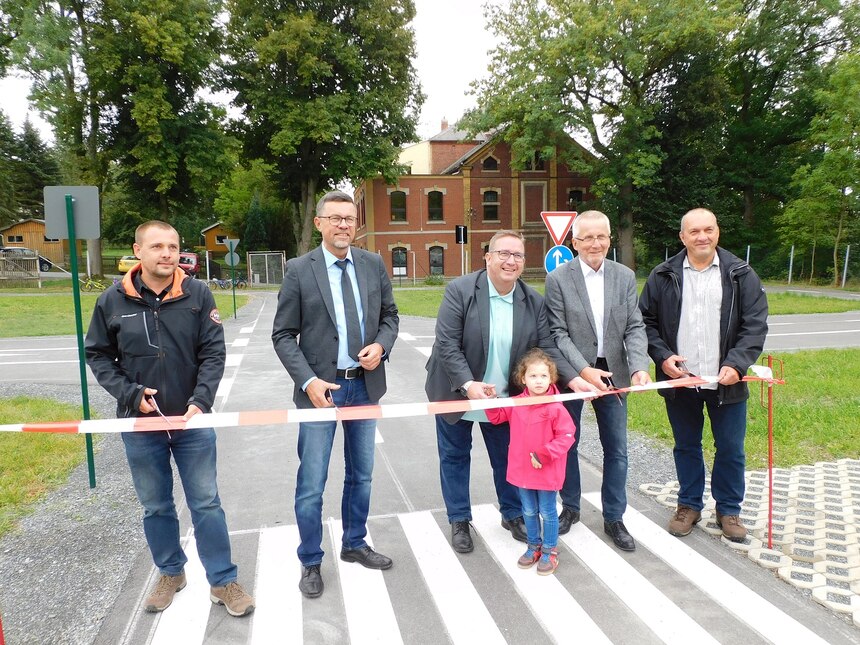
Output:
[86,221,254,617]
[639,209,768,542]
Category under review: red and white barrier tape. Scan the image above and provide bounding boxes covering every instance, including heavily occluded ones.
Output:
[0,373,784,435]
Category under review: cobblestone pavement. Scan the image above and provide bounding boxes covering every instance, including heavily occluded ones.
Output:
[640,458,860,629]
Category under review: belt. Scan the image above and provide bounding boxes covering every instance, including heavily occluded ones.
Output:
[336,367,364,379]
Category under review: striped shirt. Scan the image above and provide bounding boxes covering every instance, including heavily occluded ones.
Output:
[677,255,722,389]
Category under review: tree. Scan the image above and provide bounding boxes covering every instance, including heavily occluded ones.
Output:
[780,53,860,285]
[14,117,60,218]
[222,0,424,255]
[244,192,268,251]
[0,109,18,225]
[466,0,733,269]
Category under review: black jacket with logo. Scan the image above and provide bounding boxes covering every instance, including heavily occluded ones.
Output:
[638,247,768,405]
[85,266,225,418]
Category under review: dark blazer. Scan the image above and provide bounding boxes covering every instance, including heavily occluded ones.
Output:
[424,269,576,423]
[272,245,399,407]
[544,257,649,388]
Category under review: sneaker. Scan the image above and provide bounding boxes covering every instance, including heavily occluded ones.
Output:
[517,544,542,569]
[716,512,747,542]
[536,548,559,576]
[668,505,701,537]
[210,581,255,617]
[144,572,186,612]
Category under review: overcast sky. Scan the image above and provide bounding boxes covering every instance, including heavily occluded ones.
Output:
[0,1,500,143]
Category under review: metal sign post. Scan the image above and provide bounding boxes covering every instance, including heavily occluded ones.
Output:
[224,238,241,318]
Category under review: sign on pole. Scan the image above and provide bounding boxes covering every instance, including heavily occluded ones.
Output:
[540,211,577,246]
[544,245,574,273]
[224,238,241,319]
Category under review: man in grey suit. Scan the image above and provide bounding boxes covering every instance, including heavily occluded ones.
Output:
[545,210,651,551]
[272,190,399,599]
[425,230,580,553]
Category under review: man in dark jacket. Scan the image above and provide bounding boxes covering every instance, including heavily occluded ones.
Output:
[86,221,254,617]
[639,208,768,542]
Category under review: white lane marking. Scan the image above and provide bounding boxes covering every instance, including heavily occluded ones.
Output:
[232,337,249,347]
[562,522,718,645]
[399,511,505,644]
[240,326,255,334]
[149,535,211,645]
[398,332,416,341]
[767,329,860,337]
[585,493,830,645]
[0,346,76,352]
[375,427,384,444]
[416,347,432,358]
[0,360,79,365]
[471,504,611,644]
[225,354,243,367]
[329,519,402,644]
[215,376,234,402]
[251,525,301,645]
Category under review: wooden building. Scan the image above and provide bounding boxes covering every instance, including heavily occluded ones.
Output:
[0,218,81,266]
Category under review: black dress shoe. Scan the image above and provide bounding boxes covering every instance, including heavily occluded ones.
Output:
[558,508,581,535]
[299,565,323,598]
[340,545,393,570]
[501,516,528,543]
[451,520,474,553]
[604,520,636,552]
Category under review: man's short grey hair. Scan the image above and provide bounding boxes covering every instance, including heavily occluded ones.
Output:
[316,190,355,216]
[680,208,717,232]
[571,210,611,239]
[487,229,525,250]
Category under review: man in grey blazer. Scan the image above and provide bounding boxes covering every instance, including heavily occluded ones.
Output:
[425,230,579,553]
[272,190,399,599]
[545,210,651,552]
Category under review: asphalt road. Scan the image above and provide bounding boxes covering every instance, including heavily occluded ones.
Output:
[1,292,858,644]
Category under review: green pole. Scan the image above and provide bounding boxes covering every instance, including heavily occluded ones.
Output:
[66,194,96,488]
[230,241,237,319]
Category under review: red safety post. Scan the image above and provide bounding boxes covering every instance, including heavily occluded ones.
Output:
[1,610,6,645]
[757,355,784,550]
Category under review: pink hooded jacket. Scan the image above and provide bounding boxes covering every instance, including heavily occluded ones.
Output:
[485,384,576,491]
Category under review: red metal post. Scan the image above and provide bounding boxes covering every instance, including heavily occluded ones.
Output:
[767,354,775,550]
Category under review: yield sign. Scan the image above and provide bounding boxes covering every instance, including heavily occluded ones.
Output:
[540,211,577,246]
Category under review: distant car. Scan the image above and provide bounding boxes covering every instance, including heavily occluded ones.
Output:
[0,246,51,271]
[117,255,138,274]
[179,251,200,277]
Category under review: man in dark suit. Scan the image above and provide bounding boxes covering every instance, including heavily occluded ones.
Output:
[425,230,579,553]
[544,210,651,552]
[272,190,399,599]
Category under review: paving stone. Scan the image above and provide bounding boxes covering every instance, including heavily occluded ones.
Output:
[778,565,827,589]
[748,547,792,569]
[811,584,860,614]
[721,534,762,553]
[812,561,860,583]
[782,543,824,562]
[654,493,678,509]
[639,483,671,496]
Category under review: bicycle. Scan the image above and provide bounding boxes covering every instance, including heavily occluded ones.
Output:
[208,275,247,290]
[80,276,108,291]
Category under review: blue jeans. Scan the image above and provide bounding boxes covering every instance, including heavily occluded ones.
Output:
[295,376,376,567]
[121,427,237,587]
[519,488,559,548]
[435,415,522,523]
[561,394,629,522]
[664,388,747,515]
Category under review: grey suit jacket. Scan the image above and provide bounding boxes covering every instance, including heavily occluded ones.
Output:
[544,257,649,388]
[272,245,399,407]
[424,269,576,423]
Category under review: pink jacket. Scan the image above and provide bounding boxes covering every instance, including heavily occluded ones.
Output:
[485,384,576,491]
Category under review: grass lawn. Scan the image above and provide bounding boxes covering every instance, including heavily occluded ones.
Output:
[0,398,97,538]
[0,293,249,337]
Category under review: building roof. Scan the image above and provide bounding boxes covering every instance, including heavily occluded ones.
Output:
[0,218,46,232]
[428,125,489,143]
[200,221,225,234]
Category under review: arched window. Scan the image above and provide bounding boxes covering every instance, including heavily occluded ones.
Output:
[482,190,500,221]
[390,191,407,221]
[429,246,444,275]
[392,247,407,276]
[428,191,443,221]
[482,156,499,171]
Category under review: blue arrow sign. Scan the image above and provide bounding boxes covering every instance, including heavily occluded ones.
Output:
[544,245,573,273]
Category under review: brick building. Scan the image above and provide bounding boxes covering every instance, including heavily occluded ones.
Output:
[354,121,594,279]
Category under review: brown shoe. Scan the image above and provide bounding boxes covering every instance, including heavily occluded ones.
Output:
[668,505,701,537]
[145,572,186,612]
[210,581,255,617]
[716,512,747,542]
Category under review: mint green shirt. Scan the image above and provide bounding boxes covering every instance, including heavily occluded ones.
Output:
[462,280,515,422]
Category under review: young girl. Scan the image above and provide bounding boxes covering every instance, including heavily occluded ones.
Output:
[486,348,576,575]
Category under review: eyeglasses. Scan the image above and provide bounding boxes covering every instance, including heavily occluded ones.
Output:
[318,215,357,226]
[574,235,610,245]
[488,250,526,262]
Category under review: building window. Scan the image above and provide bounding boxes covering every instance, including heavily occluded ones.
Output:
[43,236,60,243]
[216,234,227,245]
[482,156,499,171]
[524,152,545,171]
[427,191,443,221]
[429,246,444,275]
[482,190,500,221]
[392,247,407,276]
[8,235,23,243]
[390,191,407,221]
[568,189,584,208]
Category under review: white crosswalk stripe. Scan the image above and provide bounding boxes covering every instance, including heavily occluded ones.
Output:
[141,502,841,644]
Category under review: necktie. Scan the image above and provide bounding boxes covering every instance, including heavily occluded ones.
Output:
[335,259,362,360]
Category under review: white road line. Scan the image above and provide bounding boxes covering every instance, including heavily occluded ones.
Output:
[329,519,402,644]
[398,332,416,341]
[562,522,718,645]
[375,427,384,444]
[415,347,432,358]
[471,504,611,644]
[149,535,211,645]
[251,525,302,645]
[231,337,249,347]
[215,376,234,401]
[399,511,505,644]
[225,354,243,367]
[240,326,255,334]
[0,346,76,352]
[584,493,830,645]
[0,360,79,365]
[767,329,860,337]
